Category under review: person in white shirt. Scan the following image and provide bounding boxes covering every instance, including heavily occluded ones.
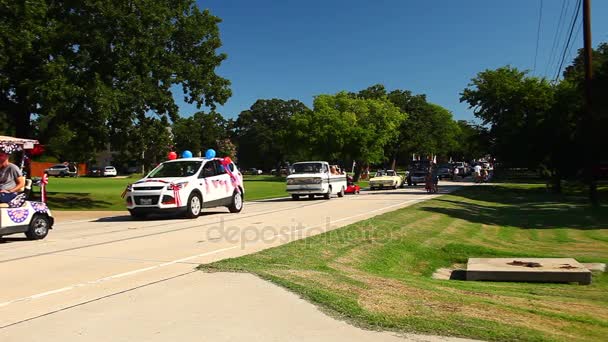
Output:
[473,164,482,182]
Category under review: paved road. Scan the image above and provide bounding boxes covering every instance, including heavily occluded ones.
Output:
[0,182,471,341]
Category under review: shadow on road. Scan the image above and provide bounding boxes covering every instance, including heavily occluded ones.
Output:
[94,210,228,222]
[0,236,29,244]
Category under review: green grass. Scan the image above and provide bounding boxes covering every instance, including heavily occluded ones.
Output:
[199,184,608,342]
[40,175,290,210]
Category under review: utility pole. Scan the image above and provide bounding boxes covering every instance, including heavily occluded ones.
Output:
[582,0,597,205]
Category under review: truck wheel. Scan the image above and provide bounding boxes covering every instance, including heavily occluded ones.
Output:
[228,191,243,213]
[185,192,202,218]
[25,215,51,240]
[337,187,345,198]
[292,194,300,200]
[324,187,331,200]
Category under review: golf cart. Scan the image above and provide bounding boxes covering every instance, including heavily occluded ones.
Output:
[0,136,54,240]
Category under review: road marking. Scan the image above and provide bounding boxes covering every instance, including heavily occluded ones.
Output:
[0,246,238,308]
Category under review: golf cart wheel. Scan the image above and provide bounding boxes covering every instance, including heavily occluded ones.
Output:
[185,192,202,219]
[228,191,243,213]
[337,187,345,198]
[324,187,331,200]
[292,194,300,201]
[25,214,51,240]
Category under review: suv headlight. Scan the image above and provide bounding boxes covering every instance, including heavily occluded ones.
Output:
[287,178,296,185]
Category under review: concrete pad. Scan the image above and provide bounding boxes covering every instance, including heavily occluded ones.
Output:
[582,263,606,272]
[466,258,592,285]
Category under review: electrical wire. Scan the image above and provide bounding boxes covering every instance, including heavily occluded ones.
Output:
[533,0,544,74]
[553,0,582,82]
[544,0,568,77]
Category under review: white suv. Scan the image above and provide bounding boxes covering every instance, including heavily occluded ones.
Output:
[124,158,244,219]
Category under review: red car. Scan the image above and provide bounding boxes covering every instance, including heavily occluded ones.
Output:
[344,176,361,194]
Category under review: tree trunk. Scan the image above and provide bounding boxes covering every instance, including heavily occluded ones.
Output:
[15,107,31,138]
[551,170,562,194]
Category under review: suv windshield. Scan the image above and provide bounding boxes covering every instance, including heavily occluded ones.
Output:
[292,163,323,174]
[148,161,202,178]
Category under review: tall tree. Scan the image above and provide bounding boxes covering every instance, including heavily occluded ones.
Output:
[291,92,406,180]
[234,99,311,170]
[460,66,555,169]
[172,111,231,156]
[0,0,231,161]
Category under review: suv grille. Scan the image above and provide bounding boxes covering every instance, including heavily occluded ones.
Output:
[133,186,164,191]
[134,196,160,205]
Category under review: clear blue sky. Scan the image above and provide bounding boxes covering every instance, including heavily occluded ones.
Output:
[174,0,608,122]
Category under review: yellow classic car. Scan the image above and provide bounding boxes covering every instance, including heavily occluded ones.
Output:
[369,170,403,190]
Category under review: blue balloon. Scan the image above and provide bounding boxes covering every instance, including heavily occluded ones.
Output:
[182,150,193,158]
[205,149,216,159]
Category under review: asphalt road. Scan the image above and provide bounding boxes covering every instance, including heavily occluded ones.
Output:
[0,182,472,341]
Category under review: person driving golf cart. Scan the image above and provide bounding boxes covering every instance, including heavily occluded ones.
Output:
[0,151,26,206]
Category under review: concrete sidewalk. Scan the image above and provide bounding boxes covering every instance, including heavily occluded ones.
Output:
[0,272,475,342]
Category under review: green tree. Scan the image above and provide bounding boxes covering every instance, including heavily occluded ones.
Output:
[292,92,406,180]
[356,84,460,168]
[172,111,231,156]
[0,0,231,161]
[234,99,311,170]
[460,66,555,169]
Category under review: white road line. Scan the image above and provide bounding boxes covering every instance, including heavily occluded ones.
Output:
[0,245,238,308]
[0,190,449,309]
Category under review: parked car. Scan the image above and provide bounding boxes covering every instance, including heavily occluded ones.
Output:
[126,166,139,174]
[44,164,76,177]
[437,164,453,180]
[124,158,244,219]
[103,166,117,177]
[369,170,403,190]
[408,170,427,186]
[453,162,470,176]
[88,166,103,177]
[246,168,263,175]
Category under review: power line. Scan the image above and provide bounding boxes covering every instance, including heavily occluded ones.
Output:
[554,0,582,82]
[533,0,544,74]
[566,20,583,65]
[544,0,568,77]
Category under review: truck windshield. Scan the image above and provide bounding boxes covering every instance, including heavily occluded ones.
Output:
[292,163,323,174]
[148,161,202,178]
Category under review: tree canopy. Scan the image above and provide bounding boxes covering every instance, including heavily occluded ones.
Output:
[0,0,231,161]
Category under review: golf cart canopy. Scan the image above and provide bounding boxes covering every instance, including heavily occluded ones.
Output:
[0,135,39,152]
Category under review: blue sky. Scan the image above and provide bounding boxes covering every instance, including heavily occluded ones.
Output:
[175,0,608,122]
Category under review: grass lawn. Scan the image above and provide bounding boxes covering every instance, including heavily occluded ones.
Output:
[41,174,370,211]
[200,184,608,342]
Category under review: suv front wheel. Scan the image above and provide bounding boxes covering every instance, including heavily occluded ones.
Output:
[228,191,243,213]
[185,192,202,218]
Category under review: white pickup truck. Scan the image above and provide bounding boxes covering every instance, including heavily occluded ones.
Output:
[286,161,347,200]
